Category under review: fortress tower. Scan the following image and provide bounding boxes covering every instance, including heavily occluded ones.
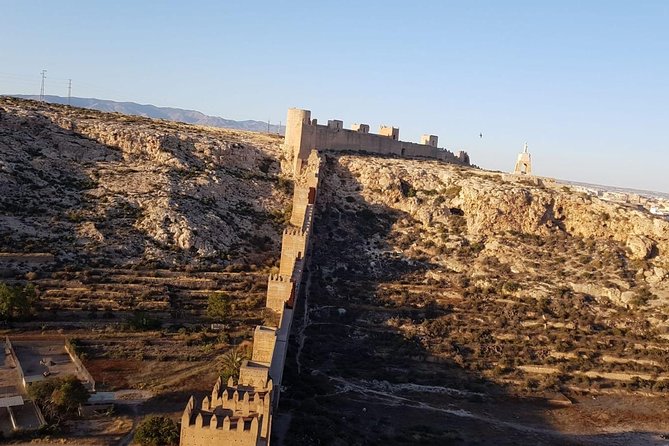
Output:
[513,142,532,175]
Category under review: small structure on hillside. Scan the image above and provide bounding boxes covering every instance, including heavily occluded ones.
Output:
[514,142,532,175]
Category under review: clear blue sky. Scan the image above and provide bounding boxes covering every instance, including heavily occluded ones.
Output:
[1,1,668,192]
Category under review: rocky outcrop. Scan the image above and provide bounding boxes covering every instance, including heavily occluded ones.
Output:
[322,154,669,308]
[626,235,655,260]
[0,97,290,269]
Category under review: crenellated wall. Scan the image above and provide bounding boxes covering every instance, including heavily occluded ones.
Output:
[284,108,471,172]
[278,228,308,277]
[180,377,273,446]
[180,149,322,446]
[265,275,294,314]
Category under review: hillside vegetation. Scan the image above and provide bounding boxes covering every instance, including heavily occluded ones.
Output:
[282,154,669,445]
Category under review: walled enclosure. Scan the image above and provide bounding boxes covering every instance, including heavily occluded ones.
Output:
[284,108,471,172]
[181,107,474,445]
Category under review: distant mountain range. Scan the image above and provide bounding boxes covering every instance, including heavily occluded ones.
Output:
[10,95,285,135]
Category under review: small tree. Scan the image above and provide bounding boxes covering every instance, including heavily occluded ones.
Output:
[134,415,179,446]
[51,376,90,412]
[220,346,250,384]
[0,283,33,320]
[207,293,231,322]
[28,375,90,421]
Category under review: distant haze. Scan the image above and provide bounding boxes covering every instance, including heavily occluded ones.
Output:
[10,95,285,135]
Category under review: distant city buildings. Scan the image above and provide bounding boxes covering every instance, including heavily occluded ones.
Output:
[567,184,669,219]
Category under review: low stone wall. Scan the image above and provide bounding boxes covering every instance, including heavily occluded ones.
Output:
[64,342,96,392]
[4,338,26,390]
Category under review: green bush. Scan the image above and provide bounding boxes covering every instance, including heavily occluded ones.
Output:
[28,376,89,422]
[207,293,231,322]
[0,283,34,320]
[126,311,162,331]
[134,416,179,446]
[220,346,251,384]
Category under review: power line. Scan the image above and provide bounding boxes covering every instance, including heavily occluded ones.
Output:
[39,69,47,101]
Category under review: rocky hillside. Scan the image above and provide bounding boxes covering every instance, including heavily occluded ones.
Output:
[0,97,292,272]
[282,153,669,445]
[336,155,669,305]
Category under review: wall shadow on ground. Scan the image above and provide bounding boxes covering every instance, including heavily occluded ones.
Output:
[276,155,669,446]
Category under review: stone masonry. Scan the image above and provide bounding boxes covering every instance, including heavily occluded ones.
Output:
[284,108,471,172]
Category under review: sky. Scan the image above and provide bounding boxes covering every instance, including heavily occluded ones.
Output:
[1,0,668,192]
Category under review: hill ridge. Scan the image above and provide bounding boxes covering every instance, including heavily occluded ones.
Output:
[7,94,285,134]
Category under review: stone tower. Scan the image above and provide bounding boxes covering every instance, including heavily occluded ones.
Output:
[514,142,532,175]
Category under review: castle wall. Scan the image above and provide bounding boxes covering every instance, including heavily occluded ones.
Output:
[278,229,308,277]
[180,426,261,446]
[285,108,470,172]
[181,412,264,446]
[181,149,322,446]
[289,184,316,227]
[251,327,277,365]
[265,275,294,314]
[181,394,267,446]
[238,361,270,387]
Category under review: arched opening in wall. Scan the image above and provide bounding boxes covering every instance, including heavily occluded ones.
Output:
[401,148,405,156]
[522,163,529,174]
[308,187,316,204]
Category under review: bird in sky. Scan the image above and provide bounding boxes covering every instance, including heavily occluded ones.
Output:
[479,133,483,139]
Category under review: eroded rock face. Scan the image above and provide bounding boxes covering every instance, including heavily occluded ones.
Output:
[320,154,669,308]
[0,97,290,268]
[626,235,655,260]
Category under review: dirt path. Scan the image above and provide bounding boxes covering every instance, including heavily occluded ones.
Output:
[322,373,669,446]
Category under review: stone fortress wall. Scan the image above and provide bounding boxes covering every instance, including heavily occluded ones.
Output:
[180,148,321,446]
[284,108,471,172]
[180,107,472,445]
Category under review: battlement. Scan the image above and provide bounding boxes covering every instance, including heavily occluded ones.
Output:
[283,227,307,237]
[181,388,270,446]
[285,108,470,172]
[421,134,438,147]
[279,229,308,277]
[210,376,273,408]
[267,273,292,282]
[379,125,400,140]
[266,274,295,314]
[351,123,369,133]
[238,360,270,388]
